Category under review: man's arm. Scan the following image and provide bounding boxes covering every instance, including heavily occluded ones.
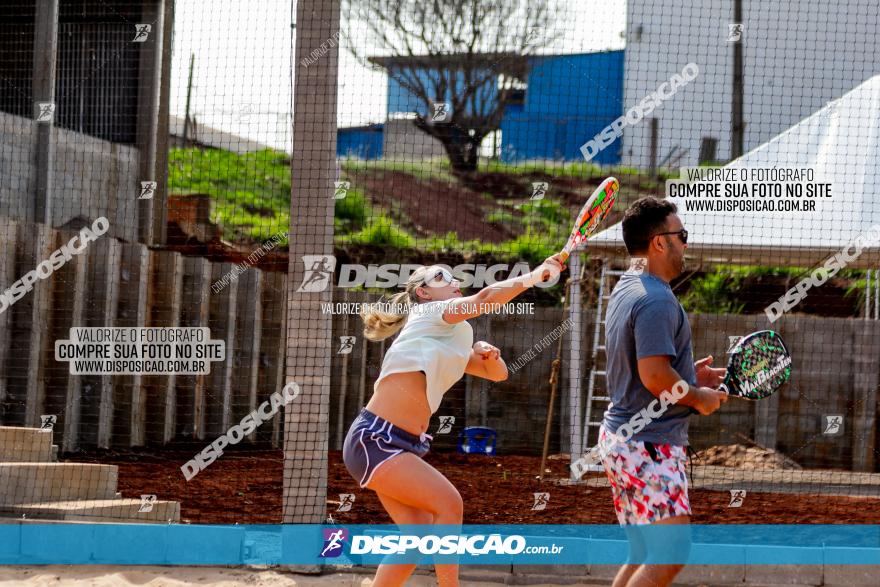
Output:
[637,355,728,415]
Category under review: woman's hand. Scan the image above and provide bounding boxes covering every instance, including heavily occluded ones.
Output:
[473,341,501,361]
[531,253,566,284]
[443,254,565,324]
[466,341,507,381]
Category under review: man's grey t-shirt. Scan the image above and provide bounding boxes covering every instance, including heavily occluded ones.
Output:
[602,272,696,446]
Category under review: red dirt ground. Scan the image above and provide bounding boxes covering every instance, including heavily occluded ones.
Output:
[348,169,645,244]
[70,450,880,525]
[350,169,518,243]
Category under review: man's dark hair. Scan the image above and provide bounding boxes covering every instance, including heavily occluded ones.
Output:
[621,197,678,254]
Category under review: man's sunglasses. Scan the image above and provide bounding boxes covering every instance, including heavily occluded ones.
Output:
[653,229,688,244]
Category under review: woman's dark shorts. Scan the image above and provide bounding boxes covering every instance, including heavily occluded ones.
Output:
[342,409,432,488]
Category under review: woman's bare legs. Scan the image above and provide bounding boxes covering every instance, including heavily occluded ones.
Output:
[368,493,434,587]
[367,453,464,587]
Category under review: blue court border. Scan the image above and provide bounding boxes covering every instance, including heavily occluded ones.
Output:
[0,524,877,566]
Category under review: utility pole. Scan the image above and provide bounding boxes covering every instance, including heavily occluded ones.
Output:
[731,0,744,159]
[182,53,195,146]
[151,0,176,245]
[32,0,59,224]
[284,0,340,531]
[136,0,167,245]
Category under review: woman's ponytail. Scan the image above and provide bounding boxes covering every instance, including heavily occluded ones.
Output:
[360,290,413,341]
[360,265,435,341]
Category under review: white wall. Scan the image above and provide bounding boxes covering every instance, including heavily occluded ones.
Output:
[623,0,879,168]
[0,110,140,242]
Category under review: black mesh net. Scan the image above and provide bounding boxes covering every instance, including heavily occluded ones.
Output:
[0,0,878,534]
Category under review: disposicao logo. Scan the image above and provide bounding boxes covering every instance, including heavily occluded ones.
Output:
[320,528,349,558]
[297,257,559,292]
[350,534,526,555]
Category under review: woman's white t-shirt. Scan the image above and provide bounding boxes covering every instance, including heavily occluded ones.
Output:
[374,299,474,414]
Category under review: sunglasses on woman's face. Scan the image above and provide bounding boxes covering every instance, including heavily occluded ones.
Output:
[423,267,455,286]
[654,229,688,244]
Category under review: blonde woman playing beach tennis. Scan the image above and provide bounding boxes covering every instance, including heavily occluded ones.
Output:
[343,257,563,587]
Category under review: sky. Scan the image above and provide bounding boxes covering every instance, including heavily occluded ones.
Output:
[170,0,626,151]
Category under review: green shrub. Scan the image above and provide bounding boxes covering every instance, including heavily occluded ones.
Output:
[349,215,415,248]
[486,209,521,225]
[518,198,569,226]
[422,232,483,253]
[334,188,370,231]
[168,148,291,243]
[487,230,557,265]
[680,268,746,314]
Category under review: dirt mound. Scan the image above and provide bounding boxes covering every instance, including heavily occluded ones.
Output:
[348,168,657,244]
[455,170,534,200]
[351,169,518,243]
[694,443,802,470]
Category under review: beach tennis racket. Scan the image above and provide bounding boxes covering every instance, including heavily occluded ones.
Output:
[559,177,619,263]
[719,330,792,400]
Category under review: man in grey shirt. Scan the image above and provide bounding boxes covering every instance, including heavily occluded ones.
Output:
[599,197,728,587]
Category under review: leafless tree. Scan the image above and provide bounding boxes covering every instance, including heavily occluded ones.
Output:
[343,0,558,172]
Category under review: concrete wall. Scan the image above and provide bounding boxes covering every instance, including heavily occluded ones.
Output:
[0,111,36,223]
[0,218,287,451]
[326,291,880,472]
[623,0,880,168]
[327,291,581,455]
[0,214,875,472]
[688,313,879,471]
[382,118,446,160]
[0,110,140,242]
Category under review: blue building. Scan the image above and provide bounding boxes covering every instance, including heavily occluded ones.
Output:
[338,50,624,164]
[381,53,510,118]
[501,50,624,164]
[337,124,383,160]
